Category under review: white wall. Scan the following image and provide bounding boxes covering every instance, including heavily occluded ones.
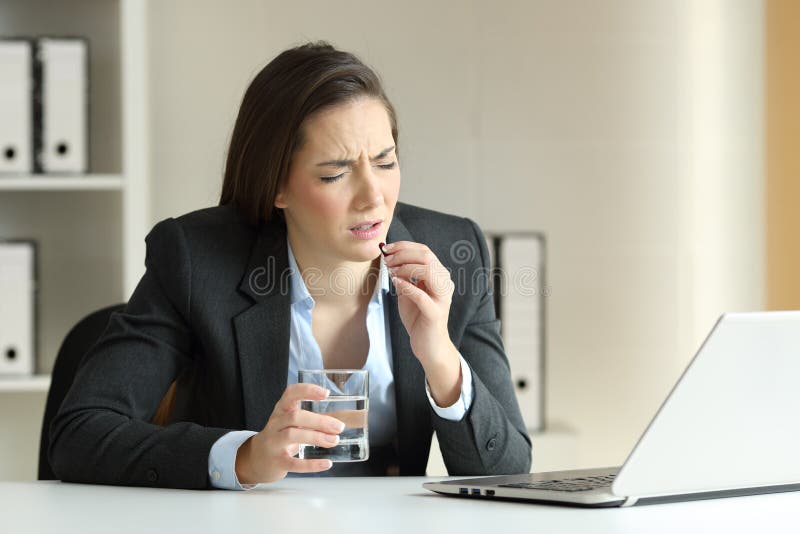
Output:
[145,0,764,471]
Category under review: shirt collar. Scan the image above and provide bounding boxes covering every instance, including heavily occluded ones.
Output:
[285,235,390,308]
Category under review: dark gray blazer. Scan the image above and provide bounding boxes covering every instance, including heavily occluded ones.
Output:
[49,202,531,489]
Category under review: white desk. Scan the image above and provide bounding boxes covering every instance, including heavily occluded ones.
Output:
[2,477,797,533]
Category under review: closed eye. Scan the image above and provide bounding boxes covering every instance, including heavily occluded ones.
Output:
[320,162,396,183]
[320,173,345,183]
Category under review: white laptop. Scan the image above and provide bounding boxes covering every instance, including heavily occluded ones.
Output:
[424,311,800,507]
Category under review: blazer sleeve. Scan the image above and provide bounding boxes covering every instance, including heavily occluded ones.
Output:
[431,218,533,475]
[48,218,230,489]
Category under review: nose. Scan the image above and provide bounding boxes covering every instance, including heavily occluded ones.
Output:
[354,166,384,209]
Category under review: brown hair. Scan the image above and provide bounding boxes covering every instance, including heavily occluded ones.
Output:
[219,41,399,226]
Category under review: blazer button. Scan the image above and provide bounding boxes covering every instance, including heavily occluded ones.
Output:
[146,469,159,483]
[486,438,498,451]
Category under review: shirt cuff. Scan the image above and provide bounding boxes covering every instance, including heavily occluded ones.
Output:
[425,352,474,421]
[208,430,258,490]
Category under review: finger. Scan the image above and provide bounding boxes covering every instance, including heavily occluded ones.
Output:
[276,383,329,413]
[325,408,367,430]
[278,427,341,449]
[284,457,334,473]
[274,407,346,434]
[387,263,453,297]
[392,275,438,316]
[383,247,438,269]
[379,241,426,255]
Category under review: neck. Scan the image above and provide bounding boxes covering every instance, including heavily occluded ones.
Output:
[288,232,381,308]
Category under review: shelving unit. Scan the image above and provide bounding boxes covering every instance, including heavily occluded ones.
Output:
[0,175,124,191]
[0,376,51,393]
[0,0,148,480]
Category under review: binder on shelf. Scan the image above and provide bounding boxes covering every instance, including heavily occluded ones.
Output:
[0,39,34,175]
[0,241,37,376]
[486,232,546,431]
[34,37,89,174]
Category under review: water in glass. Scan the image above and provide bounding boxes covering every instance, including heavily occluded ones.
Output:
[299,395,368,462]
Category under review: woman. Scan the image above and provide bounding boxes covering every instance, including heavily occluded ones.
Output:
[50,42,531,489]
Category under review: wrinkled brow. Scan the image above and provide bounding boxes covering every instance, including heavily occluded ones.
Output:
[315,146,395,167]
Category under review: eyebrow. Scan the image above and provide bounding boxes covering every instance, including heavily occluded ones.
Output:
[315,146,396,168]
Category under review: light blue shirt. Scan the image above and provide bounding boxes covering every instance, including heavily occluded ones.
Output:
[208,237,474,489]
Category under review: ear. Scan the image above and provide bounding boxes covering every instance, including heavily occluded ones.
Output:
[274,189,288,209]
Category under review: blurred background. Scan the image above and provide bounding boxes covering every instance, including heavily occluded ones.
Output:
[0,0,797,481]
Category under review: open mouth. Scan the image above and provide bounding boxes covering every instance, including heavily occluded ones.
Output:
[349,220,383,239]
[350,220,382,231]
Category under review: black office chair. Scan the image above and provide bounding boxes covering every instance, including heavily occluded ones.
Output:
[38,303,126,480]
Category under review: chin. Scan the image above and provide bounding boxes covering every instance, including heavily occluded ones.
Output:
[344,240,384,262]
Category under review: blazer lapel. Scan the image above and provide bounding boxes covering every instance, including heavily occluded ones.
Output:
[386,216,432,473]
[234,217,292,431]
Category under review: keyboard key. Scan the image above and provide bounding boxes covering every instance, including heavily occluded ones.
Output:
[498,473,617,493]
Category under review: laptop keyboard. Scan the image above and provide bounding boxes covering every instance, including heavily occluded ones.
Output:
[499,474,617,493]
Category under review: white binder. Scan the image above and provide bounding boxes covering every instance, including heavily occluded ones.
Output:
[486,233,546,431]
[35,38,88,174]
[0,40,33,174]
[0,242,36,375]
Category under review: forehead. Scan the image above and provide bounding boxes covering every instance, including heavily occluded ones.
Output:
[299,98,393,156]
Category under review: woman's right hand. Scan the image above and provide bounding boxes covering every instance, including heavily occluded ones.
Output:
[234,383,345,485]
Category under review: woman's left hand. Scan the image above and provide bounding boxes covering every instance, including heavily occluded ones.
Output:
[381,241,462,406]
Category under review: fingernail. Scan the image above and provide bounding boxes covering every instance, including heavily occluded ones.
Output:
[323,460,333,469]
[383,242,394,251]
[388,266,398,275]
[326,434,340,444]
[321,388,330,397]
[335,421,346,433]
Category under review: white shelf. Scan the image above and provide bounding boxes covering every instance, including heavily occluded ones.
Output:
[0,375,51,393]
[0,175,124,191]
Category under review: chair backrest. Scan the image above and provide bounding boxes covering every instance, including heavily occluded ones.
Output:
[38,303,126,480]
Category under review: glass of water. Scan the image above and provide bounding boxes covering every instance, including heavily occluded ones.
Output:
[298,369,369,462]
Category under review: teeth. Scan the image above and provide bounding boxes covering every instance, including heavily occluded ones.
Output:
[353,223,376,231]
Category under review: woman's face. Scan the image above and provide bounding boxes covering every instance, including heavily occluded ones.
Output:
[275,97,401,265]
